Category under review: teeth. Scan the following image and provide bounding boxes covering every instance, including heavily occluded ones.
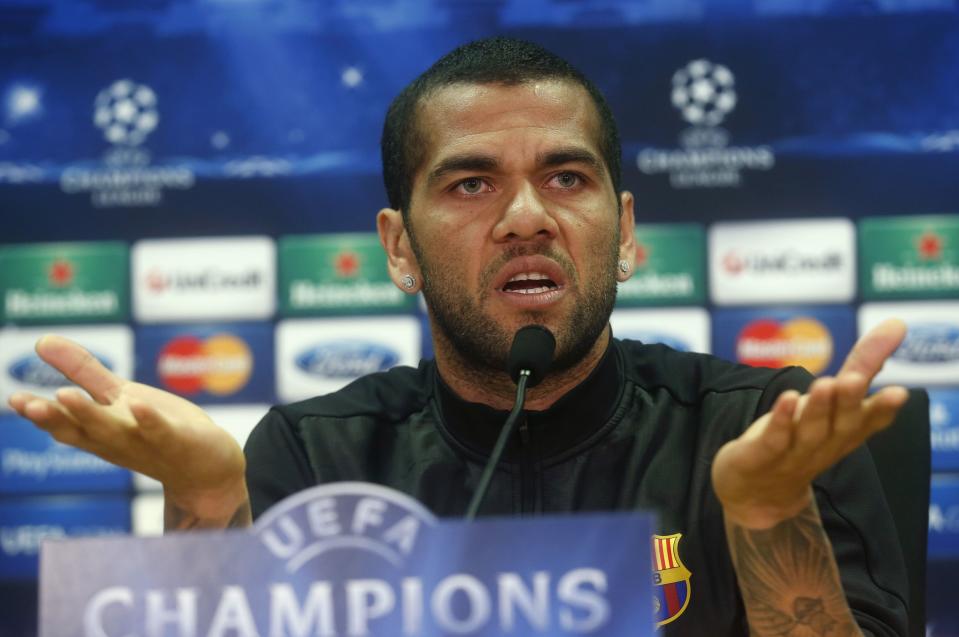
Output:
[510,286,551,295]
[507,272,550,283]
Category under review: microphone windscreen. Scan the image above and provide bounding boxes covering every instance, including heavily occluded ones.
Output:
[507,325,556,387]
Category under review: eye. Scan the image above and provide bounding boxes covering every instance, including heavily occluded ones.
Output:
[549,172,582,189]
[455,177,491,195]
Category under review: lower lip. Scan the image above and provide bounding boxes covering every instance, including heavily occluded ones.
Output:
[494,286,567,308]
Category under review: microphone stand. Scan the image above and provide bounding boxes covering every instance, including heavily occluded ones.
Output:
[464,369,531,520]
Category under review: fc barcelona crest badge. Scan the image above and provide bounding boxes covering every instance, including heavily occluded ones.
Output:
[651,533,692,627]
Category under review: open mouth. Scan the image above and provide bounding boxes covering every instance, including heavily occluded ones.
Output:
[501,272,560,295]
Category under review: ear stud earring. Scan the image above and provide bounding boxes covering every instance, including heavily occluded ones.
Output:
[402,274,416,289]
[618,260,630,274]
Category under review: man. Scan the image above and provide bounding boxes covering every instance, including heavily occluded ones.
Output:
[8,38,909,636]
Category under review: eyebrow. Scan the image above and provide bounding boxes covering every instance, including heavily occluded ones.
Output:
[536,147,605,175]
[427,154,499,186]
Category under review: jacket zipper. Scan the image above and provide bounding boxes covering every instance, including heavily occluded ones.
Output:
[518,418,535,515]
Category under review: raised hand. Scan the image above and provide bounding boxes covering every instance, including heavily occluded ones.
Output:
[712,318,909,529]
[7,335,250,528]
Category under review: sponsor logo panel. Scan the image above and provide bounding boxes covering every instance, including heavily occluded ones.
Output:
[132,236,276,323]
[860,215,959,300]
[0,242,128,324]
[611,308,710,353]
[929,477,959,559]
[617,224,706,306]
[0,414,130,494]
[0,325,133,408]
[276,317,421,402]
[133,404,269,493]
[858,302,959,386]
[712,307,856,376]
[279,234,414,316]
[931,390,959,473]
[0,496,130,580]
[135,325,274,404]
[709,219,856,305]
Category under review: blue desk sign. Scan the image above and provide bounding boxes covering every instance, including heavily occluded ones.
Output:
[40,482,656,636]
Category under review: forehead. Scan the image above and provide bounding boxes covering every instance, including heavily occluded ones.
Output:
[413,80,603,173]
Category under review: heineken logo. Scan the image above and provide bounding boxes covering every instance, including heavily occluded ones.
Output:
[4,289,118,319]
[334,251,361,278]
[917,231,944,261]
[893,324,959,363]
[48,259,74,287]
[8,352,114,387]
[295,342,399,378]
[289,280,404,309]
[635,243,650,268]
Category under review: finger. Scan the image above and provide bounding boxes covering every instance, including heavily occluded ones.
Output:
[832,372,869,438]
[35,335,123,404]
[128,398,174,442]
[20,397,90,448]
[8,391,42,413]
[838,318,907,381]
[54,387,131,440]
[838,386,909,457]
[792,377,836,453]
[862,386,909,433]
[760,389,801,456]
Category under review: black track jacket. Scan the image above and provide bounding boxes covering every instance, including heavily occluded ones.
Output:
[245,338,909,636]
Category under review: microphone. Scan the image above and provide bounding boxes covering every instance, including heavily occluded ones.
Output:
[465,325,555,520]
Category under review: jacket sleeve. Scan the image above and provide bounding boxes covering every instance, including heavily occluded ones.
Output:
[757,366,910,637]
[244,407,316,520]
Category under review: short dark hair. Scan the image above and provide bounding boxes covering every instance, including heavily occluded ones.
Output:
[380,36,622,217]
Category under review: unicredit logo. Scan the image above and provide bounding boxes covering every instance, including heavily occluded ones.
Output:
[296,342,399,378]
[893,324,959,363]
[722,250,843,276]
[144,268,262,294]
[9,353,113,387]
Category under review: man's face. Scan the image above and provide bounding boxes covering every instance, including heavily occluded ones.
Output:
[404,80,631,374]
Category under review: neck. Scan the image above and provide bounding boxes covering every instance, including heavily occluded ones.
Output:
[432,324,612,411]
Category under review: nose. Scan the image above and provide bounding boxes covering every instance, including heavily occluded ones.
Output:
[491,181,559,243]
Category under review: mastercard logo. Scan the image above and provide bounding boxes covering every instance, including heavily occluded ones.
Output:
[156,334,253,395]
[735,318,833,374]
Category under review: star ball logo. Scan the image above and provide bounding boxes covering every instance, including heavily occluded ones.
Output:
[93,79,159,147]
[157,334,253,396]
[736,317,833,375]
[671,60,737,127]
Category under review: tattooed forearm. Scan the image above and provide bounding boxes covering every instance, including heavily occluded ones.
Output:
[164,498,252,532]
[725,501,862,637]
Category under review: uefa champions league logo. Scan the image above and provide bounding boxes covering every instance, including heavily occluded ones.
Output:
[636,58,773,188]
[671,59,737,128]
[60,78,191,206]
[93,79,159,147]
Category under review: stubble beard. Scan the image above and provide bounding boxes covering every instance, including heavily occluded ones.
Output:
[411,234,619,380]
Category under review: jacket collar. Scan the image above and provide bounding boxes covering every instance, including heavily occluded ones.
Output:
[434,337,623,462]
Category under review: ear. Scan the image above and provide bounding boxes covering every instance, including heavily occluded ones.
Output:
[616,191,636,282]
[377,207,422,292]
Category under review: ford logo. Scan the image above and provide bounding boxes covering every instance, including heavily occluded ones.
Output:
[8,353,114,388]
[296,342,399,378]
[894,324,959,363]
